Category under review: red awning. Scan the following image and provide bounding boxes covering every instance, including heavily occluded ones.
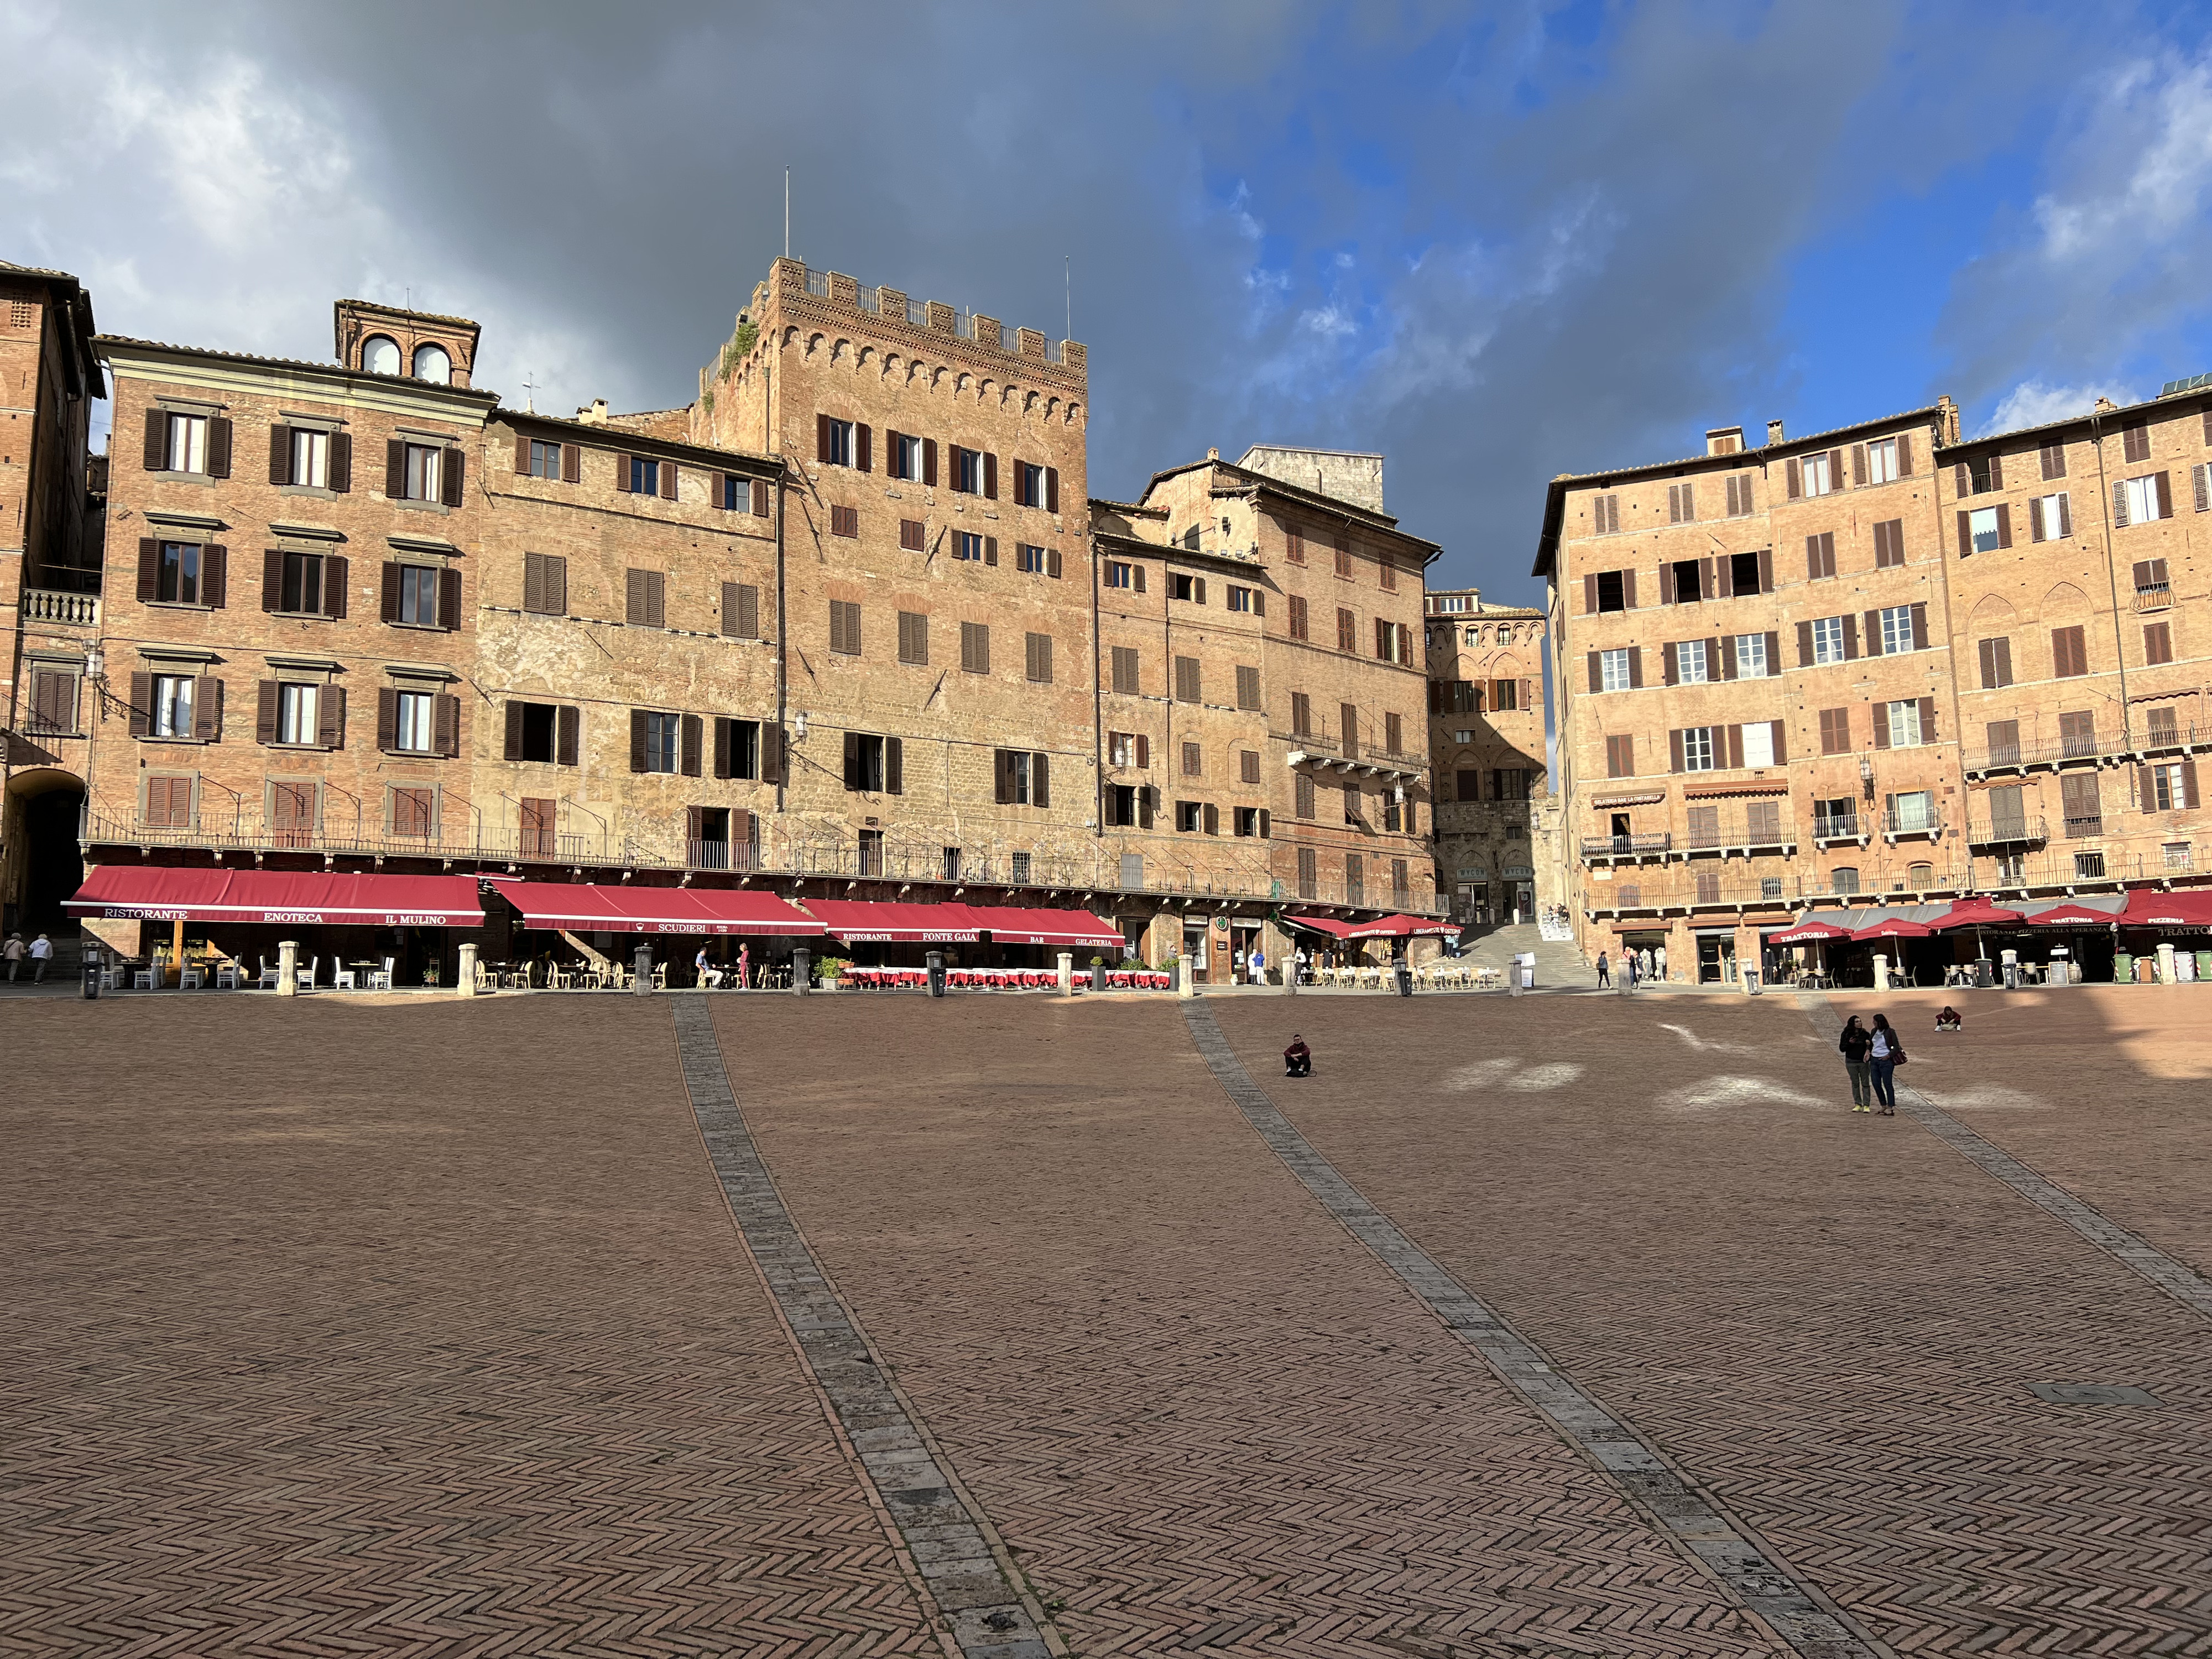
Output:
[65,867,483,926]
[1282,914,1358,938]
[802,900,983,942]
[502,881,823,936]
[1930,899,2026,931]
[1853,917,1932,941]
[1769,917,1851,943]
[2026,903,2120,927]
[1340,912,1459,940]
[960,906,1125,948]
[2119,888,2212,927]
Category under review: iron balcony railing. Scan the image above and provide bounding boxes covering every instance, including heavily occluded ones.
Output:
[2063,813,2105,840]
[1579,832,1672,859]
[1965,815,2047,847]
[2134,583,2172,612]
[1883,806,1944,837]
[1969,731,2119,770]
[1812,814,1863,842]
[1682,816,1794,852]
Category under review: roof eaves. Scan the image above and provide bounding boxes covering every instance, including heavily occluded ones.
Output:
[96,333,502,403]
[496,408,783,472]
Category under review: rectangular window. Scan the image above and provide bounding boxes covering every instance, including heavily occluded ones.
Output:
[1670,559,1702,602]
[1879,604,1917,655]
[1173,655,1201,702]
[1667,481,1695,523]
[523,551,567,615]
[1343,784,1361,826]
[1741,722,1775,768]
[1724,473,1754,517]
[954,446,982,493]
[2052,624,2088,679]
[1106,560,1135,589]
[1680,727,1716,771]
[830,504,859,538]
[2032,492,2072,541]
[1595,570,1626,612]
[2059,709,2098,758]
[1813,615,1845,665]
[151,674,195,739]
[1733,633,1769,677]
[1015,542,1045,573]
[1818,707,1850,754]
[1864,437,1898,485]
[1886,700,1923,747]
[394,690,437,754]
[391,787,434,839]
[894,432,926,481]
[955,531,987,562]
[1025,631,1053,683]
[2060,770,2103,838]
[2121,473,2168,525]
[27,669,79,736]
[1968,505,2003,554]
[1978,636,2013,689]
[165,412,207,473]
[291,429,329,488]
[900,517,925,551]
[1674,639,1709,684]
[850,734,890,792]
[1018,461,1047,506]
[1872,518,1905,567]
[2122,420,2150,463]
[1227,585,1254,613]
[1987,719,2022,765]
[821,419,854,468]
[963,621,992,675]
[1110,645,1139,694]
[1006,752,1034,806]
[1011,851,1032,883]
[898,610,929,666]
[1171,572,1202,602]
[404,442,443,502]
[2150,762,2185,811]
[398,564,440,627]
[1605,734,1634,778]
[276,682,320,745]
[1800,451,1833,497]
[1235,664,1261,709]
[157,541,201,605]
[1337,607,1358,651]
[1290,690,1312,735]
[829,598,862,656]
[1385,712,1404,755]
[2147,705,2180,743]
[1591,494,1620,533]
[278,551,324,615]
[1890,789,1934,832]
[1333,536,1353,576]
[528,439,563,479]
[1806,531,1837,580]
[1181,740,1202,778]
[2040,440,2067,481]
[1600,648,1632,692]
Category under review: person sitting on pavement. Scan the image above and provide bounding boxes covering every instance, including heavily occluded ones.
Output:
[1936,1006,1963,1032]
[1284,1035,1312,1078]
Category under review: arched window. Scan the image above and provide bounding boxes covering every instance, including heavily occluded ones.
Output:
[413,343,451,384]
[361,335,400,375]
[1830,867,1861,895]
[1906,861,1934,889]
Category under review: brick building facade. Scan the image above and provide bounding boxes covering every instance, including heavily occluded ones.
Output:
[1423,587,1553,923]
[1539,387,2212,982]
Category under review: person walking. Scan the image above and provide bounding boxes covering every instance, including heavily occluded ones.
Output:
[1595,950,1611,988]
[1867,1014,1903,1115]
[3,932,24,983]
[28,933,53,983]
[1653,943,1668,982]
[1838,1015,1874,1111]
[1639,946,1655,982]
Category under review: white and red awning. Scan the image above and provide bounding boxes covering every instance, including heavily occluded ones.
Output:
[802,900,984,943]
[66,867,483,927]
[1339,912,1459,941]
[1281,914,1358,938]
[959,906,1124,947]
[502,881,823,936]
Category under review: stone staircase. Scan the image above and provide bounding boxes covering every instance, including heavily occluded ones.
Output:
[1450,922,1593,990]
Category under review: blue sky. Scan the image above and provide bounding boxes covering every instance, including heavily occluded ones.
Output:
[6,0,2212,605]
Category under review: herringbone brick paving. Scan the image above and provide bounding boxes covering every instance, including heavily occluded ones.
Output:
[0,998,935,1657]
[1207,994,2212,1657]
[716,998,1775,1659]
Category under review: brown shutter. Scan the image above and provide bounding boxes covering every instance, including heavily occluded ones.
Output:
[660,460,678,500]
[983,451,997,499]
[441,447,465,507]
[1626,645,1643,688]
[513,430,530,474]
[2030,498,2047,543]
[922,437,937,487]
[1668,729,1684,773]
[1770,719,1788,764]
[1987,452,2002,490]
[192,676,222,743]
[647,572,665,629]
[1797,620,1814,665]
[1653,560,1672,604]
[207,416,232,478]
[1726,724,1744,769]
[434,693,460,757]
[561,443,580,484]
[1910,602,1928,649]
[721,580,742,637]
[2112,479,2130,528]
[131,672,155,737]
[1586,651,1601,693]
[525,553,547,615]
[386,439,406,497]
[557,704,579,765]
[192,542,225,609]
[1719,635,1736,680]
[1897,431,1912,476]
[504,701,524,760]
[376,687,398,750]
[984,535,997,566]
[270,423,292,484]
[1048,546,1064,579]
[1994,503,2012,547]
[749,476,769,515]
[2140,764,2158,813]
[2183,759,2200,809]
[1011,456,1028,504]
[1863,609,1883,657]
[994,748,1012,803]
[317,686,346,750]
[629,708,648,772]
[1520,677,1533,710]
[1918,696,1937,740]
[1827,447,1843,489]
[1046,466,1059,513]
[816,413,831,462]
[627,570,648,625]
[1713,555,1733,599]
[1583,572,1598,614]
[1663,642,1679,686]
[323,554,346,619]
[1851,444,1867,486]
[329,431,352,492]
[252,679,276,743]
[136,537,160,601]
[2155,470,2173,519]
[761,722,785,783]
[680,712,702,776]
[262,547,284,612]
[1957,509,1973,554]
[1872,705,1890,748]
[713,717,732,779]
[439,567,462,630]
[1842,615,1860,660]
[1954,462,1970,499]
[1786,457,1801,499]
[1764,629,1780,669]
[142,409,165,470]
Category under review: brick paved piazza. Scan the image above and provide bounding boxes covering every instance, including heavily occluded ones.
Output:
[4,988,2210,1658]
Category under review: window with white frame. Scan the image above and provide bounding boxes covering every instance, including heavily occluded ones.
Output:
[1733,633,1769,677]
[1600,648,1632,692]
[955,531,986,562]
[1864,437,1898,484]
[1741,723,1775,767]
[1812,615,1845,664]
[1891,789,1933,832]
[277,683,320,745]
[397,565,440,626]
[893,432,925,481]
[2122,474,2165,524]
[1675,639,1709,684]
[1801,451,1833,496]
[403,442,442,502]
[2150,761,2188,811]
[1879,604,1917,654]
[1969,505,2003,553]
[165,412,207,473]
[151,674,195,738]
[291,429,328,488]
[2032,492,2070,540]
[394,690,437,754]
[1886,700,1923,747]
[1681,727,1717,771]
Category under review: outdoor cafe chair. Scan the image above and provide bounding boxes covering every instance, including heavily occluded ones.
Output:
[295,956,318,991]
[215,962,241,990]
[369,957,395,991]
[179,964,206,990]
[255,956,280,989]
[131,963,157,990]
[334,964,358,990]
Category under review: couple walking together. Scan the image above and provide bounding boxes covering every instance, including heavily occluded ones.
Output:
[1837,1014,1905,1113]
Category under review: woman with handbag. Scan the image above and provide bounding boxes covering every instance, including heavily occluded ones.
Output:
[1867,1013,1905,1115]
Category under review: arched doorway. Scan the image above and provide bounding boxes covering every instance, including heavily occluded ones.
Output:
[4,768,85,937]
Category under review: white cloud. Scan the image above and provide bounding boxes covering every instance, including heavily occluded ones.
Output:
[1985,378,2140,435]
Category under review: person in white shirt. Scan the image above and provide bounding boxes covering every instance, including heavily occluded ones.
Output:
[1866,1013,1903,1115]
[694,947,724,989]
[28,933,53,983]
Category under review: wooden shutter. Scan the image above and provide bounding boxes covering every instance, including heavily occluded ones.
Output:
[1134,566,1146,594]
[855,424,872,473]
[1797,620,1814,666]
[1012,455,1027,503]
[1725,724,1744,769]
[1763,629,1779,670]
[1786,457,1801,499]
[984,535,998,566]
[2140,764,2159,813]
[556,704,579,765]
[1656,560,1674,604]
[434,693,460,757]
[750,476,769,514]
[1583,573,1599,614]
[1702,555,1718,598]
[1956,509,1972,555]
[322,554,346,619]
[380,561,401,623]
[721,581,742,637]
[1851,444,1867,486]
[1713,554,1733,599]
[1520,677,1533,710]
[1863,609,1883,658]
[1918,697,1937,740]
[648,572,665,628]
[1626,645,1643,688]
[2155,470,2173,519]
[1873,704,1890,748]
[1994,503,2012,548]
[627,569,649,625]
[504,701,525,760]
[1668,729,1684,773]
[1842,615,1860,660]
[680,712,702,776]
[559,443,580,484]
[1135,733,1150,768]
[1029,750,1044,807]
[317,686,346,749]
[525,553,547,614]
[2112,479,2130,528]
[816,414,831,462]
[244,677,273,743]
[659,460,678,500]
[761,723,785,783]
[262,547,284,612]
[629,708,648,772]
[2183,759,2201,809]
[1896,432,1913,476]
[1719,635,1737,680]
[983,451,997,499]
[438,447,463,507]
[1046,466,1059,513]
[270,423,292,484]
[1770,719,1788,763]
[207,416,232,478]
[1827,448,1843,488]
[142,409,165,471]
[1986,452,2002,490]
[844,731,863,791]
[1047,546,1063,579]
[376,687,398,752]
[993,748,1011,804]
[1910,602,1929,649]
[324,431,349,493]
[713,716,732,779]
[129,671,157,738]
[439,567,462,630]
[513,430,531,474]
[136,537,160,601]
[191,676,222,742]
[1662,642,1679,686]
[1586,651,1601,693]
[922,438,937,487]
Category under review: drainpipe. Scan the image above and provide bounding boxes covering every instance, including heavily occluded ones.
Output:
[1090,526,1104,846]
[2086,409,2133,745]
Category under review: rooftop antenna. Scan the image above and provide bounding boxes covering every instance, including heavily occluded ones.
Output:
[1065,254,1071,340]
[784,167,790,258]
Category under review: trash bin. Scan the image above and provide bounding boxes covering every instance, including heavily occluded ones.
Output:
[1743,968,1762,996]
[2112,951,2132,984]
[1974,958,1994,988]
[927,950,946,998]
[2196,950,2212,983]
[81,944,102,1000]
[1515,952,1537,991]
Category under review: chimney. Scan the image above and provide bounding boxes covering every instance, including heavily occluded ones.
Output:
[1207,446,1219,461]
[577,398,609,425]
[2094,395,2119,414]
[1765,419,1786,446]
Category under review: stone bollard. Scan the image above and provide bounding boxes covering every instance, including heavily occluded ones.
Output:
[1177,956,1196,998]
[2156,942,2176,984]
[1284,960,1297,996]
[279,939,300,998]
[1057,951,1073,997]
[632,945,653,996]
[794,947,811,996]
[1873,952,1891,992]
[456,941,476,997]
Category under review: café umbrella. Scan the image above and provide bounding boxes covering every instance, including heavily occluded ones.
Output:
[1930,896,2025,961]
[1852,916,1933,941]
[1768,917,1851,945]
